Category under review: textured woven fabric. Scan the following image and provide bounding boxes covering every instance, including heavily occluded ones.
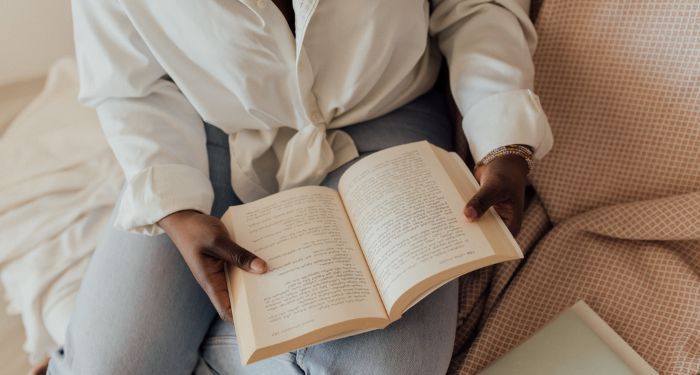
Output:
[450,196,552,364]
[529,0,700,224]
[449,1,700,374]
[452,194,700,374]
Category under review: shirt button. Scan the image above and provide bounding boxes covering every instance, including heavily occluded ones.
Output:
[256,0,267,9]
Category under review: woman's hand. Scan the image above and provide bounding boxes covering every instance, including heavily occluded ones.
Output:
[28,357,49,375]
[464,154,529,235]
[158,210,267,321]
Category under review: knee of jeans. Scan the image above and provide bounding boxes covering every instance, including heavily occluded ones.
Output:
[48,341,137,375]
[52,328,200,375]
[49,346,126,375]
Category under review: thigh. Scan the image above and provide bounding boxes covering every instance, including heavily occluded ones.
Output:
[48,210,216,375]
[300,280,459,375]
[194,319,303,375]
[49,123,241,375]
[195,126,305,375]
[198,282,457,375]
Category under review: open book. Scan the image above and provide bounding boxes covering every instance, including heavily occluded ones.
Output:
[222,141,523,365]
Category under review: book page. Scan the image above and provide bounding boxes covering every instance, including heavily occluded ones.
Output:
[223,186,387,362]
[338,141,497,316]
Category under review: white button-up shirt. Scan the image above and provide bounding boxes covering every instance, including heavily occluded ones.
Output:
[71,0,553,235]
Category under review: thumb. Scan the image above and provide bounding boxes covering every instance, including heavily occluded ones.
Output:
[210,237,267,274]
[464,184,504,222]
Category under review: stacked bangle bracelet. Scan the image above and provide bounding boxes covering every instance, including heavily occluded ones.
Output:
[476,144,534,173]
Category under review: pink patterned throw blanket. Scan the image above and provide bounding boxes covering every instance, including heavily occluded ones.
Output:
[449,1,700,374]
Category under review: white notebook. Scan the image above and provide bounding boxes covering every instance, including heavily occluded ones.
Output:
[479,301,657,375]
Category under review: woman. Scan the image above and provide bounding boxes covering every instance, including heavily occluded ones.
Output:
[48,0,552,373]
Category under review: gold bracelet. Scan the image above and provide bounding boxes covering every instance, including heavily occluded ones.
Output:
[476,145,534,173]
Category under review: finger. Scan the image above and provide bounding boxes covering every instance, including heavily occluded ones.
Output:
[464,184,506,222]
[209,236,267,274]
[506,214,522,236]
[202,267,235,322]
[506,190,525,236]
[494,202,521,235]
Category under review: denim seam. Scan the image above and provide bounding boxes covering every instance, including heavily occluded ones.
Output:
[201,335,236,347]
[296,347,307,371]
[198,353,223,375]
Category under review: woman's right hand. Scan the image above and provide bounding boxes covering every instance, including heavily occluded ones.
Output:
[158,210,267,321]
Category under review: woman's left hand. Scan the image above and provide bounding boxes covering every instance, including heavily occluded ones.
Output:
[28,356,49,375]
[463,154,529,235]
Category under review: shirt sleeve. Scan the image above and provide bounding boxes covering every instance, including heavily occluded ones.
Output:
[429,0,553,162]
[72,0,214,235]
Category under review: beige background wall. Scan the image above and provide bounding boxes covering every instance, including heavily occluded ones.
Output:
[1,2,74,373]
[0,0,74,85]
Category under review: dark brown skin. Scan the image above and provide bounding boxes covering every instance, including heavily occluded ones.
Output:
[465,154,529,235]
[28,358,49,375]
[158,154,528,323]
[159,210,267,322]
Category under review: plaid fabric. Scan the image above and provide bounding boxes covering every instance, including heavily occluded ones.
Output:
[449,1,700,374]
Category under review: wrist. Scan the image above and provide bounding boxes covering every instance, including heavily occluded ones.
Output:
[476,144,533,174]
[158,209,202,233]
[473,153,530,183]
[491,154,530,177]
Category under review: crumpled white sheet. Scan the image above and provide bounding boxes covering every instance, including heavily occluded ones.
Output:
[0,58,123,363]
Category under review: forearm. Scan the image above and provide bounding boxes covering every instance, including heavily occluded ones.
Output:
[74,0,214,234]
[430,0,553,162]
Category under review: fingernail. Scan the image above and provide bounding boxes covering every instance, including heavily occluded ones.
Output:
[465,207,478,222]
[251,258,267,273]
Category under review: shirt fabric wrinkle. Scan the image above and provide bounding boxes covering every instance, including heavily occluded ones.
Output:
[71,0,553,234]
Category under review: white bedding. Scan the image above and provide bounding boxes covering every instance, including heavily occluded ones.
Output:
[0,58,123,363]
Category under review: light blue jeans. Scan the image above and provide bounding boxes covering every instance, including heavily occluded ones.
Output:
[48,88,458,375]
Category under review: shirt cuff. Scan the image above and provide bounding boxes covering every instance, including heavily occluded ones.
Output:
[114,164,215,235]
[462,89,554,162]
